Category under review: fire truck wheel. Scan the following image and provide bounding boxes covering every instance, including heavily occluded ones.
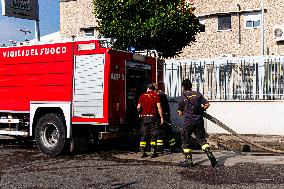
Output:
[35,113,67,156]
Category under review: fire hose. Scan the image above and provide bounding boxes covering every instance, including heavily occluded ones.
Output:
[171,112,284,155]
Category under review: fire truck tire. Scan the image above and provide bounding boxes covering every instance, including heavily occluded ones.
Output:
[35,113,67,156]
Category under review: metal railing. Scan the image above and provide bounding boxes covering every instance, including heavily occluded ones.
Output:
[164,56,284,100]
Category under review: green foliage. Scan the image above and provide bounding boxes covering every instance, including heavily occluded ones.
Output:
[94,0,200,58]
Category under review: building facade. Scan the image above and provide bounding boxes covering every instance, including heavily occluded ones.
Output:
[179,0,284,58]
[60,0,284,58]
[60,0,100,39]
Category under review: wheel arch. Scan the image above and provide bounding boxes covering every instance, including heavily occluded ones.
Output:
[30,102,72,138]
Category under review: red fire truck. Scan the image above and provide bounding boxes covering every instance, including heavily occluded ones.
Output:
[0,39,163,155]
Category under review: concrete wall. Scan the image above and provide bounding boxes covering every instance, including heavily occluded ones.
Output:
[169,100,284,135]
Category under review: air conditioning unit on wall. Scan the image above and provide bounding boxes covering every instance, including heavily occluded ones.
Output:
[273,25,284,41]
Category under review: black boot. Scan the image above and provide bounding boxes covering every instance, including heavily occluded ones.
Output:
[180,152,194,167]
[157,140,164,154]
[157,145,164,154]
[204,148,217,167]
[140,147,147,158]
[169,138,176,153]
[150,145,158,158]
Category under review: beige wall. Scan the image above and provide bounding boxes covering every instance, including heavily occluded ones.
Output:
[60,0,284,58]
[60,0,99,38]
[178,0,284,58]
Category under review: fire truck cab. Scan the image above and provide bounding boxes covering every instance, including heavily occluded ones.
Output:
[0,39,163,155]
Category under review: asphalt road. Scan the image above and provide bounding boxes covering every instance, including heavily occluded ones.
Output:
[1,141,284,189]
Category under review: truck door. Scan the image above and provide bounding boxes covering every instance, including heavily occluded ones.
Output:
[73,54,105,119]
[126,61,152,127]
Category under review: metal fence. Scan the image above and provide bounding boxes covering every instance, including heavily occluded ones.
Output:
[164,56,284,100]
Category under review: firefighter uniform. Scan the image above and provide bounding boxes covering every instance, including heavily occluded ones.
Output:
[137,85,163,158]
[177,79,217,167]
[156,90,176,153]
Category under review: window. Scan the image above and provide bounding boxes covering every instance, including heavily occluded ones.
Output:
[80,27,101,38]
[80,28,95,37]
[83,28,94,37]
[244,12,261,29]
[199,19,205,32]
[217,14,231,31]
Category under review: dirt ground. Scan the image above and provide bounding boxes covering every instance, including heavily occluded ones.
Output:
[208,133,284,152]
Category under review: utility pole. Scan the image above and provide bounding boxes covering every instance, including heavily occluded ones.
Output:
[19,29,32,42]
[35,0,40,41]
[260,0,264,55]
[19,29,32,35]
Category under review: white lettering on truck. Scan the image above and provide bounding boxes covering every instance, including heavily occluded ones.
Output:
[2,46,68,58]
[111,73,125,80]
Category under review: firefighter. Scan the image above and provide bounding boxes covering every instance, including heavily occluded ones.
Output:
[177,79,217,167]
[154,82,176,153]
[137,84,164,158]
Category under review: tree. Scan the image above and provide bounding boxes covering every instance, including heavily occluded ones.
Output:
[93,0,200,58]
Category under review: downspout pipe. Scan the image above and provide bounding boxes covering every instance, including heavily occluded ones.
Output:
[237,4,241,44]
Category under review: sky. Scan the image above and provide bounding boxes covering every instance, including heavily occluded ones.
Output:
[0,0,60,45]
